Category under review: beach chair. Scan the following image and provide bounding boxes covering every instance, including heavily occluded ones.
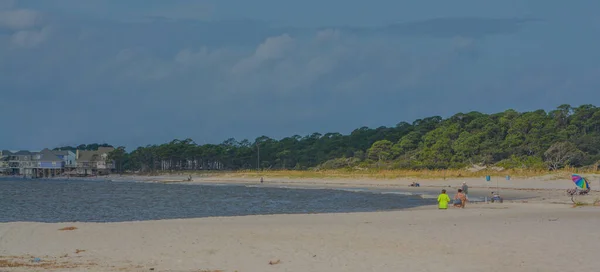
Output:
[566,187,590,196]
[567,187,590,203]
[490,192,503,203]
[567,174,591,203]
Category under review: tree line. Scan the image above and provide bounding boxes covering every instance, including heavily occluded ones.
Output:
[53,143,114,152]
[65,104,600,173]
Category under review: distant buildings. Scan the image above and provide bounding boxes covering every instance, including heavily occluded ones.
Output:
[0,151,6,173]
[0,147,115,178]
[0,150,38,176]
[75,147,115,176]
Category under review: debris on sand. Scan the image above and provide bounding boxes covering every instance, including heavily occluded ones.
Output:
[0,256,96,269]
[59,226,78,231]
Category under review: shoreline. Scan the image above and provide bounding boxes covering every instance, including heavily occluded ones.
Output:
[5,173,599,204]
[109,173,600,205]
[1,174,599,271]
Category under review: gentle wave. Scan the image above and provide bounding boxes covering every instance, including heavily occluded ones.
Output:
[245,184,428,198]
[380,191,415,196]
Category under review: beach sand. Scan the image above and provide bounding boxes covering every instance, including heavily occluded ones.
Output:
[130,173,600,204]
[1,175,599,271]
[1,204,599,272]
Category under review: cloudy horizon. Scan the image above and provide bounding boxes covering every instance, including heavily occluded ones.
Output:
[1,0,599,150]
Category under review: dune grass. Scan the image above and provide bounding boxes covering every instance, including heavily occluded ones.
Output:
[142,165,600,180]
[186,167,600,180]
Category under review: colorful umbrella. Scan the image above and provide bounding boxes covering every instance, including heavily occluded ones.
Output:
[571,174,589,189]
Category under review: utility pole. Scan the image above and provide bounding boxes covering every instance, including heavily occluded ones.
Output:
[256,143,260,171]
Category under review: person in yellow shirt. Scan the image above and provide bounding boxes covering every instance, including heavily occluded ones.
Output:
[437,189,451,209]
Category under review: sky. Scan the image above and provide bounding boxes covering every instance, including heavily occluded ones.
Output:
[1,0,599,150]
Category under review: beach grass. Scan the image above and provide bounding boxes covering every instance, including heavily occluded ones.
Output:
[168,166,600,180]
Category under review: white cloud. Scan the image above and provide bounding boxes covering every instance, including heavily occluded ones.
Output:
[254,34,294,60]
[2,9,599,150]
[306,55,336,76]
[47,27,488,102]
[231,34,294,74]
[154,30,424,96]
[0,9,39,30]
[173,47,232,66]
[10,26,51,47]
[315,28,341,42]
[0,3,50,48]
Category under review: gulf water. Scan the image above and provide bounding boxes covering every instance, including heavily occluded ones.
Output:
[0,178,436,223]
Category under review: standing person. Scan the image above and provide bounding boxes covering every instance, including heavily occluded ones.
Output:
[461,182,469,200]
[454,189,467,208]
[437,189,451,210]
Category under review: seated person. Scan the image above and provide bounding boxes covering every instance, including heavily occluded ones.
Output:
[454,189,467,208]
[490,191,503,203]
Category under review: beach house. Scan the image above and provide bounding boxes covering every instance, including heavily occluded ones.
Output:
[76,147,115,176]
[0,151,8,174]
[0,149,81,177]
[0,150,38,176]
[52,150,77,169]
[1,147,114,177]
[32,149,65,178]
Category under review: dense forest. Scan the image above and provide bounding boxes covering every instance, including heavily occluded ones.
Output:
[53,143,114,152]
[69,104,600,172]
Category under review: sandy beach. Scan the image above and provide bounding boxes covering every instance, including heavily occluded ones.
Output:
[1,175,599,271]
[123,173,600,204]
[1,204,599,272]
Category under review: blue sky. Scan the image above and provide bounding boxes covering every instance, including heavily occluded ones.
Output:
[1,0,599,150]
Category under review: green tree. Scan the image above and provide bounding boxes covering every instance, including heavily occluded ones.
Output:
[107,146,127,173]
[368,140,394,162]
[108,104,600,172]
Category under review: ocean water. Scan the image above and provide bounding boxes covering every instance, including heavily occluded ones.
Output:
[0,178,436,223]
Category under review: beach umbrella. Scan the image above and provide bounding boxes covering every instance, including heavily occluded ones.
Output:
[571,174,590,189]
